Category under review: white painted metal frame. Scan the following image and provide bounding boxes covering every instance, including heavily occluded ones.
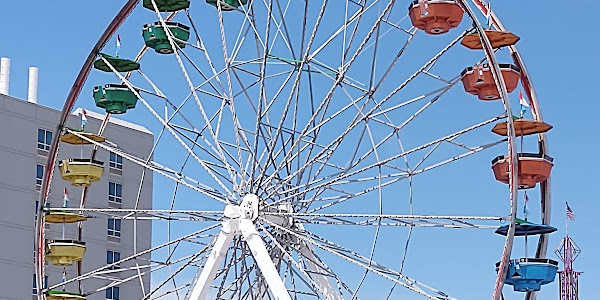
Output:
[37,0,547,299]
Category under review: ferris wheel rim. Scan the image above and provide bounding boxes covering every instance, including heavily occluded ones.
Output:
[34,0,143,298]
[468,1,552,300]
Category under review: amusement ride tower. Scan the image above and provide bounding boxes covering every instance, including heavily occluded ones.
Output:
[555,202,582,300]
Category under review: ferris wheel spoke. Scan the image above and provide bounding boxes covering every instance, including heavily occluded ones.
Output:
[272,0,297,59]
[177,47,228,98]
[251,0,332,189]
[307,0,379,62]
[228,10,253,64]
[369,84,454,120]
[169,123,243,172]
[303,0,395,138]
[137,72,236,171]
[254,110,308,190]
[47,223,220,291]
[184,10,228,93]
[375,27,470,110]
[142,248,210,300]
[237,122,335,184]
[265,122,387,205]
[312,59,370,93]
[259,225,344,299]
[262,218,458,299]
[252,67,299,157]
[349,12,422,76]
[296,76,456,184]
[187,110,252,189]
[48,208,225,221]
[238,3,266,50]
[67,129,230,203]
[366,82,456,140]
[260,91,369,196]
[305,115,376,210]
[213,0,257,196]
[96,252,202,298]
[327,114,502,186]
[248,2,276,190]
[213,237,243,297]
[270,135,500,211]
[97,56,239,200]
[279,168,405,211]
[262,0,295,56]
[265,213,505,228]
[144,95,236,197]
[265,58,457,199]
[148,8,244,193]
[265,115,503,210]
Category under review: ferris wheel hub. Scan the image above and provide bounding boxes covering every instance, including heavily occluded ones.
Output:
[224,193,259,221]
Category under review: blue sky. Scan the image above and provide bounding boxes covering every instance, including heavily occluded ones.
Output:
[1,1,598,299]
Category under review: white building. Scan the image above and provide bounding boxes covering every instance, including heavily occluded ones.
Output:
[0,80,153,299]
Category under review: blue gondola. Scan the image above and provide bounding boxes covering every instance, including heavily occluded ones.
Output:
[497,258,558,292]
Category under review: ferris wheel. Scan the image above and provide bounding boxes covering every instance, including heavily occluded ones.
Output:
[35,0,558,299]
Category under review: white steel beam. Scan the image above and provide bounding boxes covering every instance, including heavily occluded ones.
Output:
[296,223,341,300]
[299,243,340,300]
[188,222,235,300]
[240,219,292,300]
[189,205,292,300]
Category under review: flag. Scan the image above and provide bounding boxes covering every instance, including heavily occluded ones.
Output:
[63,188,69,208]
[116,35,121,57]
[519,90,529,117]
[80,109,87,129]
[476,64,484,82]
[523,192,529,215]
[566,203,575,220]
[419,0,428,16]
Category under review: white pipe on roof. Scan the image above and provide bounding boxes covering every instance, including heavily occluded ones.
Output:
[28,66,38,103]
[0,57,10,95]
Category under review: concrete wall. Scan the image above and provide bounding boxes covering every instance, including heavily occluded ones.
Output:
[0,94,153,299]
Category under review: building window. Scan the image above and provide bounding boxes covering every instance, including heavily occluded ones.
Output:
[109,182,123,204]
[37,128,52,152]
[109,152,123,170]
[108,219,121,237]
[106,286,120,300]
[32,274,48,295]
[36,164,44,187]
[107,250,121,270]
[35,201,49,217]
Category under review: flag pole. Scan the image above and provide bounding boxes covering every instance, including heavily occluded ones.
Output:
[63,188,68,240]
[116,35,121,83]
[565,202,569,238]
[524,192,528,257]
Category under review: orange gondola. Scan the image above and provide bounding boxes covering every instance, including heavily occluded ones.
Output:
[491,153,553,189]
[461,30,520,50]
[461,64,520,100]
[492,119,553,136]
[408,0,464,35]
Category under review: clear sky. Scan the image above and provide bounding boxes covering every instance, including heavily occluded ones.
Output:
[1,1,597,299]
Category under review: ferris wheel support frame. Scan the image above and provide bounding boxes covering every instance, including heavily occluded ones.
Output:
[188,194,293,300]
[33,0,548,299]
